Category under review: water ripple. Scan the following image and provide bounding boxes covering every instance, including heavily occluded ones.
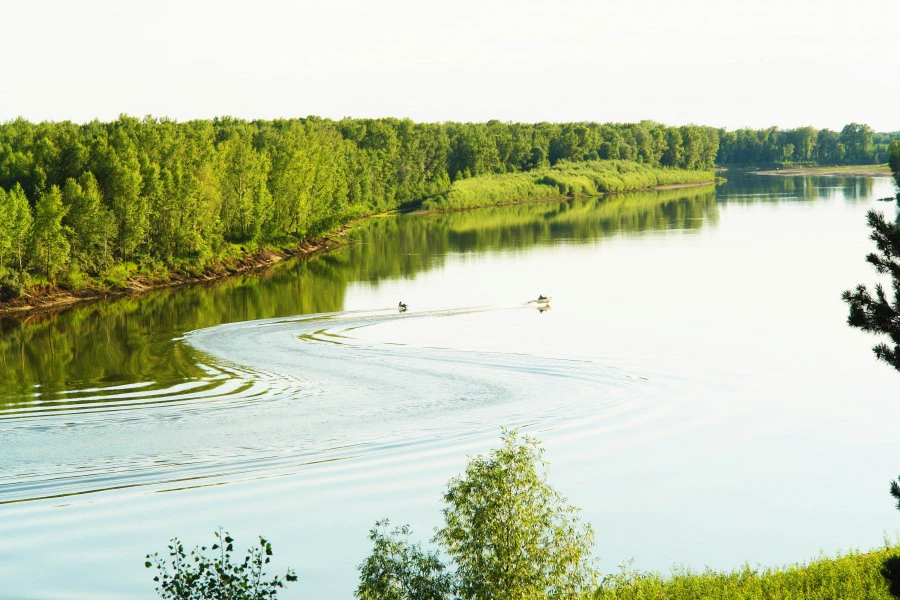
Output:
[0,304,649,504]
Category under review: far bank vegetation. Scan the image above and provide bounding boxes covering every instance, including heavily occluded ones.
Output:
[1,117,897,301]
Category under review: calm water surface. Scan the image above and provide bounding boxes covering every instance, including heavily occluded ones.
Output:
[0,174,898,598]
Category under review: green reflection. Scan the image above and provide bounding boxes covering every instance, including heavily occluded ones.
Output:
[0,184,719,406]
[720,172,876,203]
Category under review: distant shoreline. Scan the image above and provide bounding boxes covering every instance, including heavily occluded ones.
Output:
[752,164,891,177]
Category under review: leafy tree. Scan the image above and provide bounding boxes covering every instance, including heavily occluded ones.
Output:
[840,123,875,164]
[145,529,297,600]
[31,185,70,281]
[661,128,684,167]
[62,172,115,273]
[5,184,33,273]
[435,429,597,600]
[219,133,272,242]
[0,188,10,272]
[842,203,900,371]
[889,141,900,191]
[356,520,453,600]
[108,142,147,261]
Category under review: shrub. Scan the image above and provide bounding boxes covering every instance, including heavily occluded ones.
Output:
[145,529,297,600]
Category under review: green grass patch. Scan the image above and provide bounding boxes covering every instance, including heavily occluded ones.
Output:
[100,262,138,290]
[594,545,900,600]
[423,160,716,211]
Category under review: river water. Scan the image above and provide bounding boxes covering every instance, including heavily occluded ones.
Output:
[0,174,898,598]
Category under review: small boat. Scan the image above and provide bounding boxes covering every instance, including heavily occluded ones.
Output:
[398,302,408,312]
[535,295,551,304]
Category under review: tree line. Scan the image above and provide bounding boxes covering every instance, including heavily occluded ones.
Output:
[717,123,900,166]
[0,115,895,296]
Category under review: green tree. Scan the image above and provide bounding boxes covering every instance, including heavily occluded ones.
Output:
[5,184,33,273]
[62,172,115,273]
[31,185,70,281]
[661,128,684,167]
[889,141,900,190]
[356,520,453,600]
[145,529,297,600]
[108,143,147,261]
[842,207,900,371]
[840,123,875,164]
[435,429,596,600]
[219,133,272,242]
[0,188,10,272]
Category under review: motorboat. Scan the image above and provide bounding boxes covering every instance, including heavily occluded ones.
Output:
[398,302,408,312]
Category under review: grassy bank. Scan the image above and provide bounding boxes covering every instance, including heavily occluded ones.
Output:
[423,160,716,211]
[595,545,900,600]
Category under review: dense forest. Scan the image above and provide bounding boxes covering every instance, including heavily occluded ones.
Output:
[0,116,896,299]
[717,123,900,165]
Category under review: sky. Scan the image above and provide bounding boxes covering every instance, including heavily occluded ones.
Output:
[1,0,899,131]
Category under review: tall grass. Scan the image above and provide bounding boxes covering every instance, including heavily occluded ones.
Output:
[594,545,900,600]
[423,160,716,211]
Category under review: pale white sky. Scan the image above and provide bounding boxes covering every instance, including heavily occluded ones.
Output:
[1,0,898,130]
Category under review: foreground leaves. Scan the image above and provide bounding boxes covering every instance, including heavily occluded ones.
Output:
[145,528,297,600]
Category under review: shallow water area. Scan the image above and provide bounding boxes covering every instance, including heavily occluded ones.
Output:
[0,174,899,598]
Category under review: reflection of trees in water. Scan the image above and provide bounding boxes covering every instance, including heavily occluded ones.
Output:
[721,173,875,204]
[0,186,717,405]
[344,185,719,285]
[0,264,349,402]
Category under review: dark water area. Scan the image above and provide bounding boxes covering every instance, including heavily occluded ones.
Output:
[0,174,898,599]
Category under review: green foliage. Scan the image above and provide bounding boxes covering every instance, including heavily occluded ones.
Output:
[356,520,453,600]
[842,209,900,371]
[101,262,137,290]
[357,431,596,600]
[1,184,33,273]
[3,115,888,297]
[425,160,715,211]
[63,172,115,274]
[145,528,297,600]
[436,429,597,600]
[31,185,70,281]
[0,269,29,302]
[596,546,900,600]
[889,141,900,190]
[717,124,899,166]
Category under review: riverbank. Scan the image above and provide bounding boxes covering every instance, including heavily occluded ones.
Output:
[0,159,719,317]
[0,226,352,317]
[753,164,891,176]
[595,544,900,600]
[422,160,717,212]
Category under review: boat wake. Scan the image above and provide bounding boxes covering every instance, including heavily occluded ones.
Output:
[0,303,648,504]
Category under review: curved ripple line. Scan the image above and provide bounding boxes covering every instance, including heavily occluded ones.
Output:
[2,304,655,504]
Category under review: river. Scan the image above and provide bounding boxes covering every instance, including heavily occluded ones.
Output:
[0,173,898,598]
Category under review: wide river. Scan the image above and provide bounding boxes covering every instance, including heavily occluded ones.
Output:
[0,173,898,598]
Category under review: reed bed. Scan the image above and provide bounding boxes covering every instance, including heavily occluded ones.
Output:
[424,160,715,211]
